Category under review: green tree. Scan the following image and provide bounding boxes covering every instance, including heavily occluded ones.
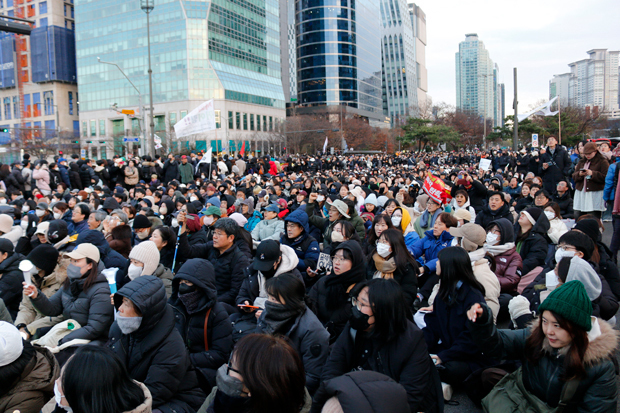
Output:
[399,118,460,151]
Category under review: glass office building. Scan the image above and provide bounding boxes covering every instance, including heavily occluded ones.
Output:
[296,0,384,120]
[75,0,285,157]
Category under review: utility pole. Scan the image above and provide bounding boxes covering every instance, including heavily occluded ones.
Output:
[141,0,155,157]
[513,68,518,151]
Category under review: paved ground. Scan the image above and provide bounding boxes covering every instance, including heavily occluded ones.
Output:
[445,221,620,413]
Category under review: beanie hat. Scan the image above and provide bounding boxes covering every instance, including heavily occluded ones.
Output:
[0,321,23,367]
[376,196,389,208]
[523,207,542,226]
[229,212,248,228]
[364,193,378,207]
[0,214,13,234]
[538,280,592,331]
[574,219,601,244]
[27,244,59,276]
[206,197,221,208]
[133,214,152,230]
[129,241,160,276]
[416,194,429,210]
[0,238,14,254]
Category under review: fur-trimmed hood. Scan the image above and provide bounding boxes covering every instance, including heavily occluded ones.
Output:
[533,316,619,366]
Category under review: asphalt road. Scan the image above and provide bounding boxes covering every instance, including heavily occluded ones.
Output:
[445,221,620,413]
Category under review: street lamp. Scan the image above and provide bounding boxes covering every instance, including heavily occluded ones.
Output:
[97,57,147,155]
[141,0,155,158]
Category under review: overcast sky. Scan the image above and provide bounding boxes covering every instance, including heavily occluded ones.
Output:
[413,0,620,113]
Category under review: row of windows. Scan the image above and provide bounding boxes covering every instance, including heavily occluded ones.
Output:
[227,110,276,132]
[0,91,75,121]
[227,0,266,17]
[298,0,354,11]
[209,40,268,68]
[208,21,267,54]
[83,110,191,138]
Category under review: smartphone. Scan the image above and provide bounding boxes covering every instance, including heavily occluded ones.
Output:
[238,304,260,310]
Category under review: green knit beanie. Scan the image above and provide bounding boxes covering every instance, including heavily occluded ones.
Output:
[538,280,592,331]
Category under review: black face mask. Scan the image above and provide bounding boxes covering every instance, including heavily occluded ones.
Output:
[349,304,371,331]
[261,266,277,279]
[178,283,197,295]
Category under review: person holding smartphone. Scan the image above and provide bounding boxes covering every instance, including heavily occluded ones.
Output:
[572,142,609,219]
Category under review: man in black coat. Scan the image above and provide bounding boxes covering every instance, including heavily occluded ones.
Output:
[475,191,514,229]
[109,276,205,413]
[177,216,249,312]
[538,136,571,193]
[552,179,574,219]
[79,159,97,188]
[163,154,180,185]
[0,239,24,319]
[169,258,233,394]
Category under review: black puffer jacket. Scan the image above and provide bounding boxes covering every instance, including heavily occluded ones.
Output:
[108,276,205,413]
[474,202,514,229]
[30,265,113,344]
[514,212,550,276]
[169,259,233,393]
[79,163,96,188]
[177,235,249,306]
[320,321,443,413]
[0,252,25,319]
[75,230,129,287]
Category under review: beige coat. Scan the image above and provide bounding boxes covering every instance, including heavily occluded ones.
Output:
[15,267,67,334]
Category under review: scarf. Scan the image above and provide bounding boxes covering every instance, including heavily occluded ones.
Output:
[261,301,304,335]
[419,208,441,229]
[483,242,516,256]
[372,253,397,279]
[179,290,204,314]
[324,263,366,310]
[468,248,486,263]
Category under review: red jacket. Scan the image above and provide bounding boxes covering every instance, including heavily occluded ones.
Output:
[493,246,523,294]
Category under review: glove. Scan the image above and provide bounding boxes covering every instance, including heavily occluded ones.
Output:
[508,295,531,324]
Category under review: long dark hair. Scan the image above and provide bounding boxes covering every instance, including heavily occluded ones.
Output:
[234,334,306,413]
[335,220,362,243]
[64,258,99,292]
[152,225,177,252]
[437,247,485,304]
[375,228,418,270]
[266,273,307,313]
[350,278,411,342]
[525,310,588,380]
[367,213,393,246]
[62,346,145,413]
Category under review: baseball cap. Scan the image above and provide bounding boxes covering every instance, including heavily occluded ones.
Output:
[0,238,14,254]
[253,240,282,272]
[34,221,50,235]
[264,204,279,213]
[66,243,101,262]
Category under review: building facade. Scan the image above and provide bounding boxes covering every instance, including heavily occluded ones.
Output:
[408,3,427,111]
[75,0,286,159]
[0,0,79,163]
[294,0,384,122]
[455,33,503,128]
[550,49,619,117]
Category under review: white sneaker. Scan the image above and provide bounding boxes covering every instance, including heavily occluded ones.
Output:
[442,382,453,401]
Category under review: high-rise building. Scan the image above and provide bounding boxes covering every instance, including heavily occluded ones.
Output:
[455,33,502,128]
[378,0,418,125]
[279,0,296,104]
[0,0,79,162]
[550,49,619,116]
[408,3,427,111]
[294,0,384,122]
[76,0,286,159]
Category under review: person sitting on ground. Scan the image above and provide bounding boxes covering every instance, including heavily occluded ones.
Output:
[251,203,284,245]
[475,191,514,229]
[0,238,25,320]
[553,179,574,219]
[545,201,568,245]
[70,203,90,235]
[169,258,233,394]
[515,207,550,276]
[413,196,443,238]
[280,208,320,280]
[108,276,205,412]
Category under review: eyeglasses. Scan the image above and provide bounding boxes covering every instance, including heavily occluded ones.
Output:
[285,223,299,229]
[352,296,371,311]
[331,255,349,264]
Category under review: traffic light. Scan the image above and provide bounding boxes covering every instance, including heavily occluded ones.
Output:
[1,128,8,133]
[73,140,79,144]
[59,150,63,155]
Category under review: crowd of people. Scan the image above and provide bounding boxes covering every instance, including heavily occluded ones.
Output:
[0,136,619,413]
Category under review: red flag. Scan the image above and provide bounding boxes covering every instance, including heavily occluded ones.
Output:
[423,172,452,205]
[240,141,246,156]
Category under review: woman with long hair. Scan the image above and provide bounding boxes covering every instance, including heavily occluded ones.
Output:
[366,228,419,307]
[149,225,177,270]
[422,247,488,388]
[319,278,443,413]
[52,346,150,413]
[201,333,309,413]
[515,207,550,275]
[467,280,617,412]
[361,213,393,257]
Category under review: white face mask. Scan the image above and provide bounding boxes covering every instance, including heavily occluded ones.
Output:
[136,230,149,240]
[544,211,555,221]
[391,217,402,227]
[127,263,143,280]
[22,205,29,212]
[316,195,325,202]
[53,212,62,219]
[0,199,6,205]
[171,218,179,228]
[190,196,198,202]
[159,205,167,215]
[331,231,344,242]
[35,209,45,217]
[555,247,575,264]
[486,232,499,246]
[20,220,29,230]
[54,381,73,413]
[377,243,391,258]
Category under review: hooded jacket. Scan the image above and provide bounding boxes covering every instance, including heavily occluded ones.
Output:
[236,244,301,308]
[0,251,25,319]
[409,229,453,273]
[0,344,59,413]
[469,307,618,413]
[109,276,205,412]
[485,218,523,293]
[169,259,233,393]
[514,212,550,276]
[281,208,320,274]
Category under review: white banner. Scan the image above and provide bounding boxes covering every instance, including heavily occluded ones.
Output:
[195,147,212,173]
[174,100,216,139]
[517,97,559,122]
[322,136,328,153]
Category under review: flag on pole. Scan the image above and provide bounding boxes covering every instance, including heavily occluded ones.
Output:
[195,147,212,173]
[517,97,559,122]
[240,141,246,157]
[323,136,328,153]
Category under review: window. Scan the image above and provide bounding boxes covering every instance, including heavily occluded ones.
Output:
[7,0,12,7]
[228,111,233,129]
[12,96,18,119]
[68,92,73,115]
[256,114,260,131]
[76,92,79,115]
[215,110,221,129]
[33,92,41,116]
[269,116,273,131]
[180,110,187,119]
[263,115,267,131]
[24,94,31,117]
[39,18,47,27]
[99,119,105,136]
[3,98,9,120]
[82,121,87,137]
[243,113,247,130]
[39,1,47,14]
[44,120,55,139]
[249,114,254,131]
[169,112,177,126]
[90,120,96,137]
[131,118,140,135]
[64,5,66,16]
[43,91,53,115]
[34,121,42,138]
[235,112,240,129]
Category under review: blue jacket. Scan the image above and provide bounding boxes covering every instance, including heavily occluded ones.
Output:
[408,230,453,272]
[244,210,262,233]
[281,208,320,273]
[603,161,618,202]
[58,164,71,187]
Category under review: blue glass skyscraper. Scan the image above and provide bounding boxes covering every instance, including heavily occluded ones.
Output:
[295,0,384,121]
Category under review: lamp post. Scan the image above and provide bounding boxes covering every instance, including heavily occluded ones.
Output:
[141,0,155,157]
[97,57,146,155]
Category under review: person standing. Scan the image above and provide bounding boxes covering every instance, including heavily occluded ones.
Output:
[572,142,609,219]
[539,136,571,194]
